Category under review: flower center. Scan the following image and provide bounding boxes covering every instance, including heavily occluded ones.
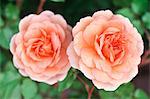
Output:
[31,36,54,57]
[96,27,126,64]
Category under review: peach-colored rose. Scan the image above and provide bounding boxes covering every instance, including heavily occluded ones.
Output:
[67,10,144,91]
[10,11,72,84]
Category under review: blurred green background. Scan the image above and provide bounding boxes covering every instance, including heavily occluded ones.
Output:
[0,0,150,99]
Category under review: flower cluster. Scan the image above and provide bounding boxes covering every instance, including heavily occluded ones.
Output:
[10,10,143,91]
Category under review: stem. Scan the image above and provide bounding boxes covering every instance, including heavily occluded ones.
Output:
[88,86,95,99]
[76,75,89,92]
[140,49,150,67]
[37,0,46,14]
[76,74,95,99]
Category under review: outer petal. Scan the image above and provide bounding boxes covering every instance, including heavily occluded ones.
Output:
[19,14,35,32]
[92,80,120,91]
[92,10,113,20]
[74,31,88,56]
[72,16,93,37]
[79,60,94,79]
[67,42,80,69]
[80,48,96,68]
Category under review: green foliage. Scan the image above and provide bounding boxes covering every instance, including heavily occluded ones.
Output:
[0,27,14,49]
[5,3,19,20]
[131,0,148,14]
[21,79,38,99]
[0,70,21,99]
[99,83,149,99]
[134,89,149,99]
[58,69,76,92]
[132,20,144,35]
[0,17,4,27]
[113,0,132,7]
[116,8,135,20]
[142,12,150,29]
[0,3,19,49]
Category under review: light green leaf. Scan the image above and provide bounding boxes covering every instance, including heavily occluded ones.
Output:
[132,20,144,36]
[131,0,148,14]
[0,71,21,99]
[116,8,135,20]
[134,89,149,99]
[142,12,150,29]
[5,3,19,20]
[33,94,42,99]
[58,70,76,92]
[21,79,38,99]
[0,27,13,49]
[10,84,21,99]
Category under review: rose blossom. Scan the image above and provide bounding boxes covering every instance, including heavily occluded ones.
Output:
[10,11,72,84]
[67,10,144,91]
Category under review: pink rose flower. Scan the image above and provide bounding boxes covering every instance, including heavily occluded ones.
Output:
[67,10,144,91]
[10,11,72,84]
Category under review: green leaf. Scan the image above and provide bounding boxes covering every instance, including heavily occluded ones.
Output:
[131,0,148,14]
[5,3,19,20]
[116,8,135,20]
[99,90,118,99]
[9,84,21,99]
[134,89,149,99]
[49,86,60,98]
[142,12,150,29]
[58,70,76,92]
[5,61,16,71]
[50,0,65,2]
[21,79,38,99]
[115,83,134,99]
[132,20,144,36]
[39,83,49,93]
[0,71,21,99]
[33,94,42,99]
[0,16,4,27]
[0,71,21,87]
[0,27,13,49]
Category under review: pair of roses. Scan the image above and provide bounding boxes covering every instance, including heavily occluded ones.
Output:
[10,10,143,91]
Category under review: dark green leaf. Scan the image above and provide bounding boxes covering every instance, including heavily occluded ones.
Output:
[134,89,149,99]
[5,3,19,20]
[39,83,49,93]
[5,61,16,71]
[58,70,76,92]
[21,79,38,99]
[115,83,134,98]
[142,12,150,29]
[0,16,4,27]
[113,0,132,7]
[131,0,148,14]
